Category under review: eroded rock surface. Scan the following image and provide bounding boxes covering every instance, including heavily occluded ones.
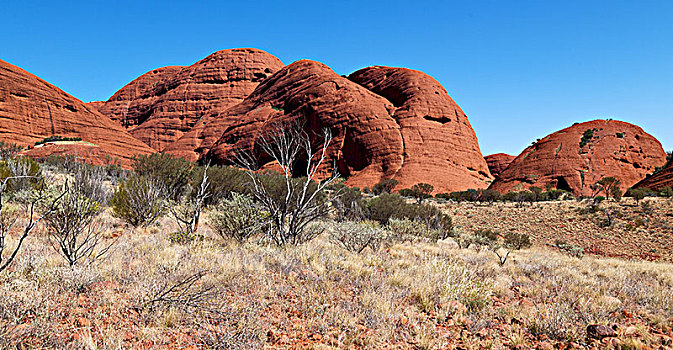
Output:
[0,59,153,165]
[485,153,515,178]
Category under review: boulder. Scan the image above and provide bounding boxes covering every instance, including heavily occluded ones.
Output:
[485,153,515,178]
[489,120,667,196]
[95,48,284,150]
[0,59,153,165]
[587,324,619,340]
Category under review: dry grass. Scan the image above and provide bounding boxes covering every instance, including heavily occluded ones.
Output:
[0,207,671,349]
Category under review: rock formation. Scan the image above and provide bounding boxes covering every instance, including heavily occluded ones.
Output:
[488,120,667,196]
[95,48,284,150]
[167,61,492,193]
[348,66,493,192]
[634,159,673,191]
[485,153,515,178]
[0,59,153,165]
[166,60,406,187]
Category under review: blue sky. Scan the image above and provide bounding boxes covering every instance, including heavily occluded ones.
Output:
[1,0,671,156]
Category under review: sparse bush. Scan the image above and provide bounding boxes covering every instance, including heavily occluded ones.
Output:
[329,220,386,253]
[34,135,82,146]
[234,121,336,246]
[329,181,365,221]
[0,157,43,193]
[44,165,113,266]
[210,194,268,243]
[553,239,584,258]
[467,229,531,265]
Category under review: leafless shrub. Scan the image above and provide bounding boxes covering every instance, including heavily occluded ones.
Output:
[0,176,64,273]
[44,165,114,266]
[140,269,215,313]
[169,163,210,243]
[234,119,340,246]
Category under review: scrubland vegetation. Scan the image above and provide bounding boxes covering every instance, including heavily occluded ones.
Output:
[0,133,672,349]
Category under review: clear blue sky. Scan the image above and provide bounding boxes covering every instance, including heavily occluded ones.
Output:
[1,0,671,156]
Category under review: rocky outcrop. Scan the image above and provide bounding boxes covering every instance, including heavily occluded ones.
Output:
[489,120,667,196]
[347,66,493,192]
[166,60,405,187]
[485,153,515,178]
[166,61,492,192]
[0,59,153,165]
[95,48,284,150]
[634,159,673,190]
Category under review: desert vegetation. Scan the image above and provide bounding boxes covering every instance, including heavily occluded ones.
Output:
[0,136,671,349]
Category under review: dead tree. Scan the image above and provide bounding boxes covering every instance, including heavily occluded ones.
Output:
[235,120,339,246]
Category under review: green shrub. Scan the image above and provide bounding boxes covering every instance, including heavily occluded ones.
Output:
[329,181,365,221]
[371,178,398,195]
[328,220,386,253]
[132,153,192,201]
[190,164,248,206]
[110,175,165,227]
[209,194,268,243]
[659,187,673,198]
[34,135,82,146]
[554,239,584,258]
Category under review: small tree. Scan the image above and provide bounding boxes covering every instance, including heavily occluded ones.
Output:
[234,120,339,246]
[626,187,647,206]
[372,178,398,195]
[595,177,621,200]
[409,183,434,204]
[470,229,531,265]
[168,163,210,242]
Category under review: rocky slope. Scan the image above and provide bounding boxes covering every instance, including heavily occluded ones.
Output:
[0,59,153,165]
[95,48,284,150]
[488,120,667,196]
[484,153,515,178]
[634,160,673,190]
[348,66,493,191]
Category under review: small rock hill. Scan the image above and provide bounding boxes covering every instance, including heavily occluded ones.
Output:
[634,160,673,191]
[95,48,284,150]
[0,59,153,165]
[485,153,515,178]
[488,120,667,196]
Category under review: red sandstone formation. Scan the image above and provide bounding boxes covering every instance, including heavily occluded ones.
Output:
[167,61,492,192]
[485,153,515,178]
[488,120,667,196]
[348,66,493,192]
[0,59,153,165]
[167,60,405,187]
[634,160,673,191]
[95,48,284,150]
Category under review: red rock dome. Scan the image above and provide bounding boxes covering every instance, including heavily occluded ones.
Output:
[488,120,667,196]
